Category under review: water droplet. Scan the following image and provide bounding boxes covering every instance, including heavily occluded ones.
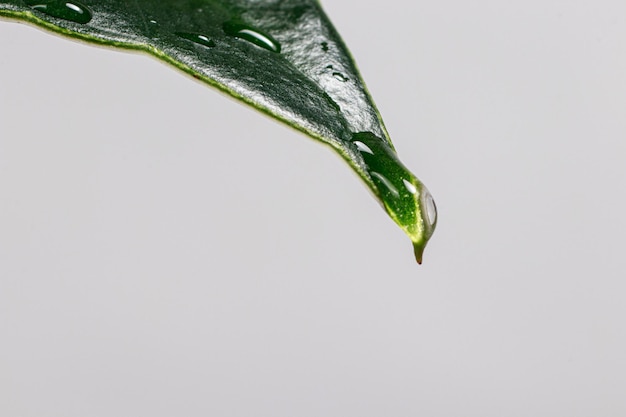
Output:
[175,32,216,48]
[223,20,281,53]
[24,0,92,24]
[149,20,157,24]
[333,72,348,82]
[423,189,437,227]
[351,132,436,260]
[321,42,329,52]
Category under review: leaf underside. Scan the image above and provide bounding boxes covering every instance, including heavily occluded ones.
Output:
[0,0,436,262]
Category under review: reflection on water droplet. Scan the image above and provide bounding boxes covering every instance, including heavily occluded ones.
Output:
[403,179,417,195]
[175,32,216,48]
[223,20,281,53]
[25,0,92,24]
[371,172,399,197]
[149,20,157,24]
[353,141,374,155]
[333,72,348,82]
[423,189,437,227]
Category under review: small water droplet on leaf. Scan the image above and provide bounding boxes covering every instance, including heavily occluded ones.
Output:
[175,32,216,48]
[25,0,92,24]
[333,72,348,82]
[223,20,280,53]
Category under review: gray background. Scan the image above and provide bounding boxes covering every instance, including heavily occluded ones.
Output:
[1,0,625,415]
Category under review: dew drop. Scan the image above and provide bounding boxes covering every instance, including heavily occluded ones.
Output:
[423,189,437,227]
[175,32,216,48]
[333,72,348,82]
[351,132,437,260]
[25,0,92,24]
[223,20,281,53]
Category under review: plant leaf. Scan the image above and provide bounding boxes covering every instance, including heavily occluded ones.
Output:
[0,0,437,262]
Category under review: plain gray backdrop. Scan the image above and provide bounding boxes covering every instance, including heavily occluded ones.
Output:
[1,0,625,415]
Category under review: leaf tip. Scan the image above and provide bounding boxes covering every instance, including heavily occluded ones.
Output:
[413,243,425,265]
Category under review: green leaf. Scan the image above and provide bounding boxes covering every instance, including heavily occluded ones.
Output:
[0,0,437,262]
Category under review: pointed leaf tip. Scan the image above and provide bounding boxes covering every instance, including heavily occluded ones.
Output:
[413,244,424,265]
[0,0,438,263]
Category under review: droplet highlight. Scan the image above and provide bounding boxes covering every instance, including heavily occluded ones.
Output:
[24,0,92,24]
[354,141,374,155]
[223,20,281,53]
[371,172,400,198]
[175,32,216,48]
[403,179,417,194]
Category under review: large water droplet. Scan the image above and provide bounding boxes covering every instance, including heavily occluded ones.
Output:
[351,132,436,261]
[223,20,281,53]
[175,32,216,48]
[352,132,418,224]
[24,0,92,24]
[423,189,437,228]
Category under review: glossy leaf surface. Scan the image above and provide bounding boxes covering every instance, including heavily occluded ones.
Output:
[0,0,436,262]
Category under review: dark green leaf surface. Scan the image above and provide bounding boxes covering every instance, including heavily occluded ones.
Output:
[0,0,437,262]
